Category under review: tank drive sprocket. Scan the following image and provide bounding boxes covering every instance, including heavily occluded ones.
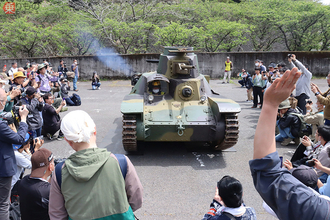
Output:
[214,113,239,150]
[122,114,137,152]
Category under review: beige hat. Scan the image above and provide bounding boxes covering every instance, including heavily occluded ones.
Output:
[278,99,291,110]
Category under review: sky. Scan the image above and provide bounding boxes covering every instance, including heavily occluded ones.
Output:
[319,0,330,5]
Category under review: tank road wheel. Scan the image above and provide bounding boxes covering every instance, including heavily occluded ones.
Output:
[122,114,138,152]
[214,113,239,151]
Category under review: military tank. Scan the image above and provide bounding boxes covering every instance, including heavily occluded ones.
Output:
[120,47,241,152]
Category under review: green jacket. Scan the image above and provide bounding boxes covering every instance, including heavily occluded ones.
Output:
[61,148,134,220]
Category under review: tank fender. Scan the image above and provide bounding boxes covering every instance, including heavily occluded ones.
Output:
[208,97,241,113]
[121,94,144,114]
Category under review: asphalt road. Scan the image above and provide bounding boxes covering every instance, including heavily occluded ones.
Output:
[43,78,328,220]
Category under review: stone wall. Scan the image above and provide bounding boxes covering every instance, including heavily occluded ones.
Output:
[1,51,329,79]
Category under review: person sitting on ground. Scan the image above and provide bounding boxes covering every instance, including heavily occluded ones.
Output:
[11,134,43,201]
[276,99,301,145]
[91,71,101,90]
[237,69,247,87]
[250,68,330,220]
[18,148,54,220]
[42,93,65,140]
[304,100,324,140]
[202,175,256,220]
[60,78,75,106]
[49,110,143,220]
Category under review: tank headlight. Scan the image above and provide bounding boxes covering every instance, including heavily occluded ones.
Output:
[200,95,206,102]
[182,88,192,97]
[148,95,154,102]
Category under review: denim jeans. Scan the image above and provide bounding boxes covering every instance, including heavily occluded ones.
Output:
[73,75,78,90]
[92,82,101,90]
[65,97,75,106]
[275,120,295,142]
[0,176,12,220]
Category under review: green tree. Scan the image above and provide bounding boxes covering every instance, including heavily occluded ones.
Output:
[202,20,250,52]
[154,22,203,49]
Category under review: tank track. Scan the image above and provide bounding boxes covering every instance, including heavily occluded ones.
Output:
[215,113,239,150]
[122,114,137,152]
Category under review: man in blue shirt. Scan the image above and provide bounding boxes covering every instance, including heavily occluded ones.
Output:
[71,60,79,91]
[0,88,29,219]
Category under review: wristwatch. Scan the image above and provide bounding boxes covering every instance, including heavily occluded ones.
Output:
[315,92,320,96]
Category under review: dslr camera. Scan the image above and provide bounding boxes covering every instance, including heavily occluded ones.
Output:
[287,54,293,58]
[305,159,315,167]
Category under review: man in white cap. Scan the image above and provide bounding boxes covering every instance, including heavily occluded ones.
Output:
[222,57,233,84]
[49,110,143,220]
[18,148,53,220]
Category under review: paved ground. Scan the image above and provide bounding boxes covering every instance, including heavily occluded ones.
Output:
[42,78,328,220]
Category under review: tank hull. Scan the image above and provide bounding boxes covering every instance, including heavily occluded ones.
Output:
[121,47,240,152]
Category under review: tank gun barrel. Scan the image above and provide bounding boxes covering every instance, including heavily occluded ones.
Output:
[178,63,195,70]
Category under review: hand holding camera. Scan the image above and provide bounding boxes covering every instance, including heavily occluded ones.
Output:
[301,135,311,147]
[33,136,44,151]
[313,158,323,170]
[19,105,29,122]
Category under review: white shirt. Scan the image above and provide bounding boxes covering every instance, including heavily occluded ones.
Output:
[8,67,17,80]
[12,150,32,189]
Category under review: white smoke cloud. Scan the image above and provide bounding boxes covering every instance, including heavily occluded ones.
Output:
[96,48,133,77]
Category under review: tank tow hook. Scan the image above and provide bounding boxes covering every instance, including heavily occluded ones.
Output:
[177,116,185,136]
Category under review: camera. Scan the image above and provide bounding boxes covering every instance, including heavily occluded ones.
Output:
[305,159,315,167]
[287,54,292,58]
[306,100,313,104]
[34,136,44,142]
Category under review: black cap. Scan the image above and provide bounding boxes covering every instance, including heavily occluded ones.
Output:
[26,87,37,96]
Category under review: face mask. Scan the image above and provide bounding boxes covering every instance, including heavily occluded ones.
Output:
[152,89,160,94]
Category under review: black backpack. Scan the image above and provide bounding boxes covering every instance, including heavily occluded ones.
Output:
[71,93,81,106]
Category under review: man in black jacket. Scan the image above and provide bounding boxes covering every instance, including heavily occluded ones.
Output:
[276,99,301,146]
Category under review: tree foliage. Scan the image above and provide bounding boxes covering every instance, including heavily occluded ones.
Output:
[0,0,329,58]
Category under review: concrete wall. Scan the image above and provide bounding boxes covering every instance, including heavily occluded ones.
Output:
[1,51,330,79]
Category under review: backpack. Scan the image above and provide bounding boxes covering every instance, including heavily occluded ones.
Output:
[289,112,311,137]
[55,154,127,190]
[71,93,81,106]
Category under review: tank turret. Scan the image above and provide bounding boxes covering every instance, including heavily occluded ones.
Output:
[121,47,241,153]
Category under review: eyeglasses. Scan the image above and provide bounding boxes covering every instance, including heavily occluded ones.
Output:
[48,97,54,100]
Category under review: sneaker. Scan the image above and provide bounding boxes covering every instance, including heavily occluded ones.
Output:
[222,82,226,84]
[74,89,79,92]
[251,106,257,108]
[281,138,293,146]
[57,135,64,141]
[97,87,101,90]
[47,133,56,140]
[61,107,68,112]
